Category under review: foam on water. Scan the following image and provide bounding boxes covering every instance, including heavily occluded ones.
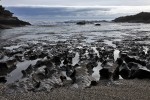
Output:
[114,49,120,61]
[72,52,80,66]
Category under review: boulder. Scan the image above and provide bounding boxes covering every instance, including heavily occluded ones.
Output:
[131,69,150,79]
[99,68,112,80]
[119,63,130,79]
[0,77,7,83]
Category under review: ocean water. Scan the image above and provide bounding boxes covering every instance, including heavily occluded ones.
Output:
[1,7,149,43]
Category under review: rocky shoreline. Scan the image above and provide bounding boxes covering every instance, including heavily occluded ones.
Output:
[0,31,149,93]
[0,5,31,29]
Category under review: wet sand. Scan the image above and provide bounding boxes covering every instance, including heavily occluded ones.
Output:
[0,79,150,100]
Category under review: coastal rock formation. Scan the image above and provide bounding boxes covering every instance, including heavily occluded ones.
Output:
[0,5,31,29]
[113,12,150,23]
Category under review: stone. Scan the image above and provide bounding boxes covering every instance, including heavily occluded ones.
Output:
[0,77,7,83]
[119,63,130,79]
[95,23,101,26]
[90,81,98,86]
[99,68,111,80]
[131,69,150,79]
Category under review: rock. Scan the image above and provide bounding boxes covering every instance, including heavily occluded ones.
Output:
[0,5,31,29]
[99,68,111,80]
[0,62,7,69]
[90,81,98,86]
[76,21,86,25]
[0,59,17,75]
[60,76,66,82]
[95,23,101,26]
[113,12,150,23]
[119,63,130,79]
[0,77,7,83]
[52,56,61,65]
[121,53,146,66]
[131,69,150,79]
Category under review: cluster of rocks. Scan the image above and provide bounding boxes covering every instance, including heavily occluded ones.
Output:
[0,37,150,92]
[0,5,31,29]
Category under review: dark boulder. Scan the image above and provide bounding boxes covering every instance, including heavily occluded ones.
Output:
[99,68,111,80]
[131,69,150,79]
[0,77,7,83]
[95,23,101,26]
[90,81,98,86]
[119,63,130,79]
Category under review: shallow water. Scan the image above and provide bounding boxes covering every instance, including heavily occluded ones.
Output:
[6,59,40,84]
[1,22,150,45]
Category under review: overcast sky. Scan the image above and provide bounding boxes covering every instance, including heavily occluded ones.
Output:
[1,0,150,6]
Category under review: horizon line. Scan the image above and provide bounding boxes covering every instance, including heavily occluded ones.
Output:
[3,5,150,8]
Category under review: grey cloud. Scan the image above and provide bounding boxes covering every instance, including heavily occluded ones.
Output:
[1,0,150,6]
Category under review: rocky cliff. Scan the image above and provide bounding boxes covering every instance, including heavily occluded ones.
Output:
[0,5,31,29]
[113,12,150,23]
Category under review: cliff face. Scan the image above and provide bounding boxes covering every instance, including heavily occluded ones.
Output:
[113,12,150,23]
[0,5,31,29]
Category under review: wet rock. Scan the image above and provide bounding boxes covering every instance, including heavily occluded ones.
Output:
[52,56,61,65]
[34,81,41,88]
[76,21,86,25]
[21,70,27,77]
[44,68,56,78]
[60,76,66,82]
[95,23,101,26]
[131,69,150,79]
[99,68,111,80]
[119,63,130,79]
[0,62,7,69]
[0,59,17,75]
[90,81,98,86]
[121,53,146,66]
[15,55,23,62]
[128,62,139,69]
[0,76,7,83]
[34,60,54,69]
[112,67,119,80]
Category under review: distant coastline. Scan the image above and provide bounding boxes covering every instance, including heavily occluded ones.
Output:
[0,5,31,29]
[113,12,150,23]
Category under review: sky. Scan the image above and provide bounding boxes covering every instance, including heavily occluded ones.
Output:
[1,0,150,6]
[1,0,150,22]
